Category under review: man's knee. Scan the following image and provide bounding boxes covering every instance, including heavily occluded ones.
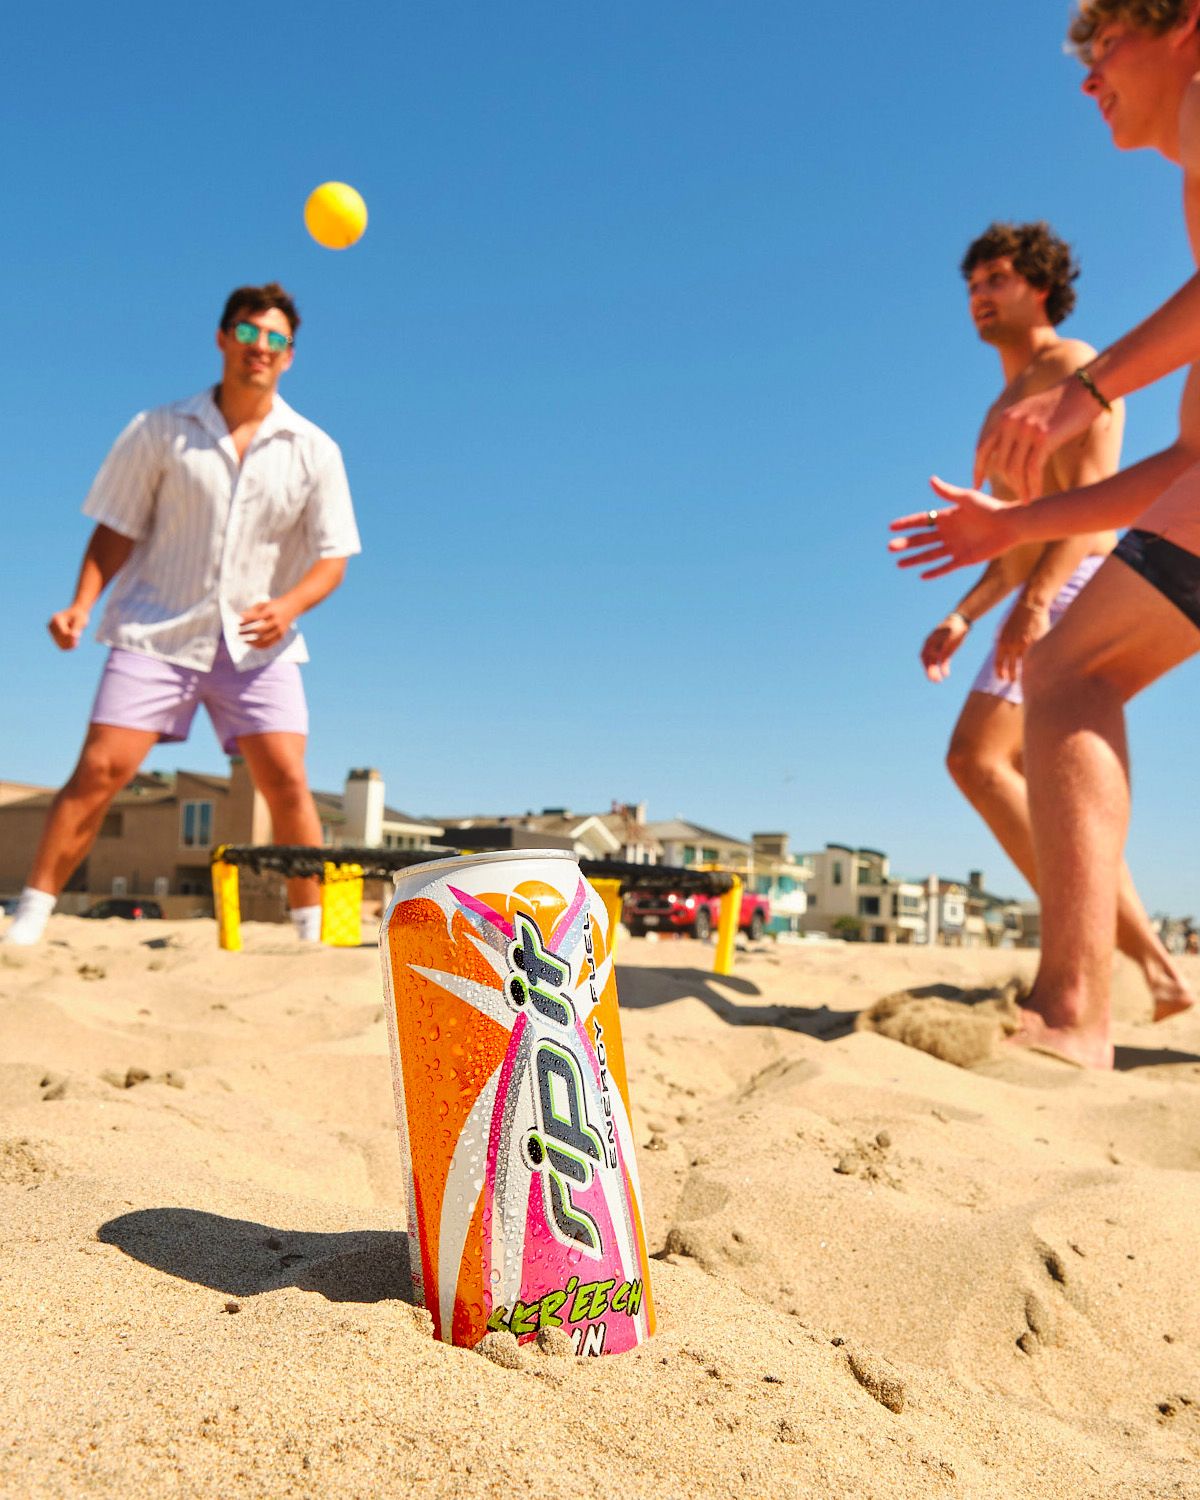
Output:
[66,746,139,802]
[251,758,311,807]
[946,735,1010,797]
[946,701,1022,797]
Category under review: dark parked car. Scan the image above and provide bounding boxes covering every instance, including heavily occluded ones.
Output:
[79,898,163,921]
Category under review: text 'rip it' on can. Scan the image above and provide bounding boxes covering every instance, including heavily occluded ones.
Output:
[380,849,656,1358]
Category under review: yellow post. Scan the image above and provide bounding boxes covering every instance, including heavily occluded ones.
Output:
[211,848,242,952]
[321,862,364,947]
[589,878,624,957]
[713,875,742,977]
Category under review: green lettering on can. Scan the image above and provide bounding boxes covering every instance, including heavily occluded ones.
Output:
[509,1301,538,1338]
[538,1289,568,1329]
[570,1279,599,1323]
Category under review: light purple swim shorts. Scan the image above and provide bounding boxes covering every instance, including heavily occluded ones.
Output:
[90,639,309,753]
[970,553,1105,707]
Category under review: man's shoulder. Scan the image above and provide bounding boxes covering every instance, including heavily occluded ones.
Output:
[1016,339,1096,396]
[159,389,214,420]
[271,396,341,455]
[1035,338,1097,378]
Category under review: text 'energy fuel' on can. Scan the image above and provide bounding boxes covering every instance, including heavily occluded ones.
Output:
[380,850,656,1357]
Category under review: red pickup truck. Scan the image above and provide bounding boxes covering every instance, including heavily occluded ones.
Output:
[623,886,770,941]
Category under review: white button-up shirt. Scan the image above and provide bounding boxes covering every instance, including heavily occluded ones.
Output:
[82,388,361,672]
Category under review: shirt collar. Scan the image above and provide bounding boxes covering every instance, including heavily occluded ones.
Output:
[173,387,304,440]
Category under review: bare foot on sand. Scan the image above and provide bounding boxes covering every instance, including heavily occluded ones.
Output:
[1006,1005,1114,1071]
[1150,982,1195,1024]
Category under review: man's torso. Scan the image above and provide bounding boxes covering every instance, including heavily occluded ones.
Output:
[979,342,1118,588]
[83,390,354,673]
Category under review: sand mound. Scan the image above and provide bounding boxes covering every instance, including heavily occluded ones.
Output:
[855,979,1023,1066]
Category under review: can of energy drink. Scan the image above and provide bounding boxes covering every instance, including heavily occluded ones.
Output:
[380,850,655,1356]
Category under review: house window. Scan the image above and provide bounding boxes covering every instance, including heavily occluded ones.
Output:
[153,876,169,898]
[112,876,128,896]
[99,812,123,838]
[858,895,880,917]
[833,861,843,885]
[181,800,214,849]
[701,846,719,864]
[682,846,697,865]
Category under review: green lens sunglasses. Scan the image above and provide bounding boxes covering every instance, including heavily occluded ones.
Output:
[230,320,293,354]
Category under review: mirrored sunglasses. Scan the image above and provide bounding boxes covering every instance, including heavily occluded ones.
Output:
[231,320,293,354]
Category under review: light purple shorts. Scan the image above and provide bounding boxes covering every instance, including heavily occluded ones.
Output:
[970,554,1105,707]
[90,639,308,753]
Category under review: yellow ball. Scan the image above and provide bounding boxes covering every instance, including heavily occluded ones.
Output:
[304,181,368,250]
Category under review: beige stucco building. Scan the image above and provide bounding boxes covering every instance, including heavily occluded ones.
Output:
[800,843,928,944]
[0,764,441,920]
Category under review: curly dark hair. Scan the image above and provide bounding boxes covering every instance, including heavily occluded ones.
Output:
[219,282,301,336]
[1068,1,1195,58]
[960,222,1080,327]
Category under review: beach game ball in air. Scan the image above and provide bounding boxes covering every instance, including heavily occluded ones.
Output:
[304,182,368,249]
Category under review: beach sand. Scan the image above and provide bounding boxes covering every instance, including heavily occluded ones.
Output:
[2,919,1198,1498]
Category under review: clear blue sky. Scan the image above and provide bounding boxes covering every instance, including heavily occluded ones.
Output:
[5,1,1199,914]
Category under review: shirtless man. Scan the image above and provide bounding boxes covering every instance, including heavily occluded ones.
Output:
[890,0,1200,1066]
[923,223,1187,1012]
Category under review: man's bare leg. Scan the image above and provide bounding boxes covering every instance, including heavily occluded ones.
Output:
[1018,558,1200,1068]
[28,723,161,895]
[947,691,1193,1019]
[4,723,161,944]
[237,732,323,913]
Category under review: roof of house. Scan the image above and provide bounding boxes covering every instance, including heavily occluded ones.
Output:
[310,790,439,829]
[642,818,749,848]
[597,811,664,850]
[0,770,185,813]
[383,805,441,828]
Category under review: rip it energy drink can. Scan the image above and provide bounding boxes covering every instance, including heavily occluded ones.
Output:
[380,850,655,1356]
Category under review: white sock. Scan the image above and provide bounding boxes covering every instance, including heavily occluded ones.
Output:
[3,887,57,946]
[290,905,322,943]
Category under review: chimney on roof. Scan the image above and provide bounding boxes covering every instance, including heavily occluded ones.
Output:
[611,800,647,826]
[344,768,384,846]
[969,869,983,890]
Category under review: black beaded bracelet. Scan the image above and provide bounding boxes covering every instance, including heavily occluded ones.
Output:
[1075,367,1113,413]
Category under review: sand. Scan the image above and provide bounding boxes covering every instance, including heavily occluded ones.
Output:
[2,920,1198,1498]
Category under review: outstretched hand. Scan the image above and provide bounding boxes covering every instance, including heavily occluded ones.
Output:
[889,477,1017,580]
[973,374,1094,500]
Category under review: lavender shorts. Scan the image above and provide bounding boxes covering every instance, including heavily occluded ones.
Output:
[90,640,308,753]
[970,554,1105,707]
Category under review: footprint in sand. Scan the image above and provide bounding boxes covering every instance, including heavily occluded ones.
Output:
[0,1138,54,1186]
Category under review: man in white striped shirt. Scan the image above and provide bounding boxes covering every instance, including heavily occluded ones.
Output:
[4,282,361,945]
